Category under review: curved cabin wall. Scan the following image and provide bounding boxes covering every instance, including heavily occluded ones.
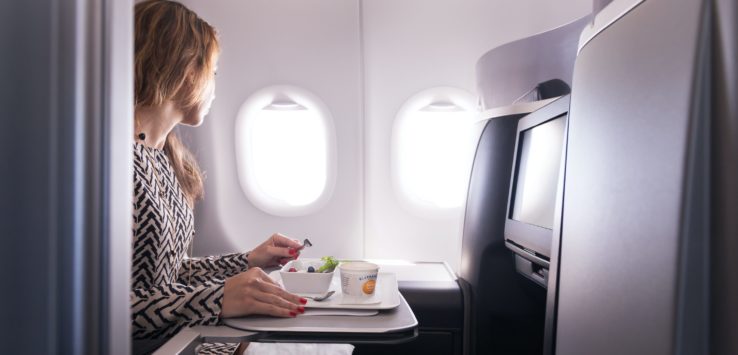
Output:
[476,15,590,110]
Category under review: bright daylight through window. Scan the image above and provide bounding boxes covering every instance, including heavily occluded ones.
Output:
[235,86,335,216]
[393,87,480,210]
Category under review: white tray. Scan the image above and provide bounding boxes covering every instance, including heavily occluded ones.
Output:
[269,270,401,310]
[223,294,417,334]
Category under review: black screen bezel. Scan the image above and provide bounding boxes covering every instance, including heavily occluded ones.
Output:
[504,96,570,261]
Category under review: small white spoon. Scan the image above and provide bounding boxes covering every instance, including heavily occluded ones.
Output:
[303,290,335,302]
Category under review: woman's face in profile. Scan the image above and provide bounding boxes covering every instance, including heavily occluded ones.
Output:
[182,59,218,127]
[198,67,217,121]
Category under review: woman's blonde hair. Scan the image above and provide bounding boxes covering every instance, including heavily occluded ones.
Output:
[134,0,220,206]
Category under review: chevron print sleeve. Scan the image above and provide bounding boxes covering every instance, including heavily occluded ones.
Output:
[178,252,250,285]
[130,280,224,340]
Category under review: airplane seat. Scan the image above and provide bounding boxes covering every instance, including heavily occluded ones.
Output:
[553,0,738,353]
[459,15,589,355]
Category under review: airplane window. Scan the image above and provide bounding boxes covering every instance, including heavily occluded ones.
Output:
[235,85,336,216]
[392,87,479,210]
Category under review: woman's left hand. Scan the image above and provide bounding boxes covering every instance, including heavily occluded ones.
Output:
[247,233,304,269]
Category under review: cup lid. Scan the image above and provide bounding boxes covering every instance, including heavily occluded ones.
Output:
[339,261,379,271]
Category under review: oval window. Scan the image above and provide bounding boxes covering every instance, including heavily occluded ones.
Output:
[235,85,336,216]
[392,87,479,210]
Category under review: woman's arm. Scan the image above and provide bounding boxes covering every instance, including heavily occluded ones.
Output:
[131,267,307,342]
[177,233,304,286]
[177,252,249,286]
[131,280,224,340]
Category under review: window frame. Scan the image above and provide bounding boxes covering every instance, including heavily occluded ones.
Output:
[390,87,480,214]
[234,85,337,217]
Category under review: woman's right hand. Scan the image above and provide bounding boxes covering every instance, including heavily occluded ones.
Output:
[221,267,306,318]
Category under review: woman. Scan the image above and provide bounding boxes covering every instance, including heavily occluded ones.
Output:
[131,1,306,353]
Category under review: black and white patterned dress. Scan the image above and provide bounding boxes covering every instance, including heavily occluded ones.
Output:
[131,142,245,354]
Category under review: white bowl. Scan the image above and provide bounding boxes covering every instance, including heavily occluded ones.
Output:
[279,260,334,294]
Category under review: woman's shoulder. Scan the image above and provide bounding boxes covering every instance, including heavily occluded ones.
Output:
[132,141,150,162]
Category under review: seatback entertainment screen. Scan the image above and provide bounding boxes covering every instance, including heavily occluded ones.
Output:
[510,115,566,230]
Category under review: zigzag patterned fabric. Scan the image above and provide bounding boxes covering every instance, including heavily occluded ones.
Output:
[131,142,248,354]
[195,342,243,355]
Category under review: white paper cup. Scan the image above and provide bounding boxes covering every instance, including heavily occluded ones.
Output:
[339,262,379,298]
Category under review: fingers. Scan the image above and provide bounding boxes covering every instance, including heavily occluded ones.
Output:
[255,268,280,287]
[253,290,304,314]
[231,269,306,318]
[257,279,306,306]
[250,274,304,317]
[249,268,306,305]
[242,268,276,289]
[266,245,298,259]
[271,233,303,249]
[253,300,299,318]
[262,234,302,264]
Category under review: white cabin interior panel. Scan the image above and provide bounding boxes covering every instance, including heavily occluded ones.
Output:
[177,0,592,271]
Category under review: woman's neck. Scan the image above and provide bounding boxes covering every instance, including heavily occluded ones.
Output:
[134,101,183,149]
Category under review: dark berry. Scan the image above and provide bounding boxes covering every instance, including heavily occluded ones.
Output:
[307,266,315,273]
